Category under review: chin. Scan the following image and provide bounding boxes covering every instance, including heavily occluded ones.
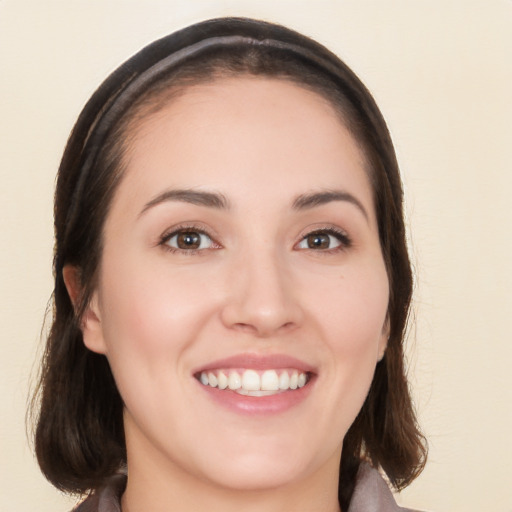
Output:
[186,433,330,493]
[201,455,309,492]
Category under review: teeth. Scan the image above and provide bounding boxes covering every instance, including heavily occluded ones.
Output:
[236,389,281,396]
[278,371,290,390]
[242,369,260,391]
[261,370,279,391]
[228,371,241,390]
[199,369,309,394]
[208,372,218,387]
[217,371,228,389]
[289,371,298,390]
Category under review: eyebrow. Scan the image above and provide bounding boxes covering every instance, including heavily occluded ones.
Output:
[139,187,368,221]
[139,189,229,217]
[292,189,369,221]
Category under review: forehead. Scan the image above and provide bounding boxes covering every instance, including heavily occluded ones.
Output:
[115,76,374,216]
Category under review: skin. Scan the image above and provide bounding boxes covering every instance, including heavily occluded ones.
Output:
[65,77,389,512]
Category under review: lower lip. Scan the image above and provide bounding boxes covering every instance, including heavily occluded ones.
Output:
[196,378,315,416]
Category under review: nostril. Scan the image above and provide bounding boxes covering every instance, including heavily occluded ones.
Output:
[230,320,298,338]
[232,322,259,334]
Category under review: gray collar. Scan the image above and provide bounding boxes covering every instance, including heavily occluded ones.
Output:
[348,463,416,512]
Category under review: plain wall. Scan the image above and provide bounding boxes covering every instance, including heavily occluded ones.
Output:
[1,1,511,511]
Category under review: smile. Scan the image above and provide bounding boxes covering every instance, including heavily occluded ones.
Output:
[198,369,309,396]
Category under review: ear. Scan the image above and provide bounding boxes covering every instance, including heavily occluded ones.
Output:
[62,264,81,307]
[62,265,108,355]
[378,316,390,362]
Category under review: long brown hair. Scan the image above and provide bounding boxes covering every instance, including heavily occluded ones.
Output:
[32,17,426,509]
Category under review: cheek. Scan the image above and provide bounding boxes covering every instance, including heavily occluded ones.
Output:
[304,263,388,409]
[306,263,389,347]
[95,255,221,379]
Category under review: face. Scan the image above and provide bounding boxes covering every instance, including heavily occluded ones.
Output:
[80,77,389,492]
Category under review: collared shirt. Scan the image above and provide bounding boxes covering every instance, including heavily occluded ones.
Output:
[73,463,418,512]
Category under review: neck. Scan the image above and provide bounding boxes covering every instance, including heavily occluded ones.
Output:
[121,436,342,512]
[122,478,341,512]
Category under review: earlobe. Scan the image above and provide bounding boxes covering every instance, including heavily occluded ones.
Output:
[62,265,108,355]
[82,292,108,355]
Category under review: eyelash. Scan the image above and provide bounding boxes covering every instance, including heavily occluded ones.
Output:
[159,224,219,256]
[158,224,352,255]
[297,227,352,253]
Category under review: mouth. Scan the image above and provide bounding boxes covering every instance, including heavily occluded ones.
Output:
[196,368,311,396]
[192,354,316,414]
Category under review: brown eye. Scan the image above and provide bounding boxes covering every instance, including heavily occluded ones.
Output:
[177,232,200,249]
[306,233,331,249]
[165,230,213,251]
[297,230,345,250]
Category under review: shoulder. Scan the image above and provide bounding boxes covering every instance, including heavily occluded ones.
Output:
[71,474,125,512]
[348,463,424,512]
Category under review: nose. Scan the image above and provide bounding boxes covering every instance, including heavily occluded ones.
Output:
[220,250,303,338]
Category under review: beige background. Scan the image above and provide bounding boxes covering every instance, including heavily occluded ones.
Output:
[1,1,511,511]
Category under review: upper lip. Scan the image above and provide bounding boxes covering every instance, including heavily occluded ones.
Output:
[192,353,317,375]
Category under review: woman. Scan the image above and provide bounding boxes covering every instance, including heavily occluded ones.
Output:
[33,17,426,512]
